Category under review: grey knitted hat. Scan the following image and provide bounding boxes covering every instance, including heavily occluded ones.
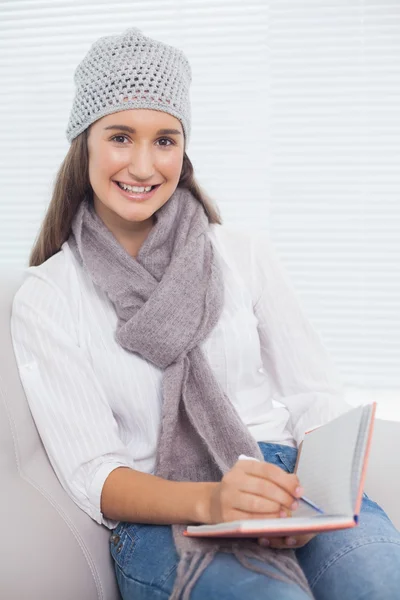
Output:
[65,27,192,149]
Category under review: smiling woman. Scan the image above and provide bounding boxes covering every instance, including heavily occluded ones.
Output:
[14,24,400,600]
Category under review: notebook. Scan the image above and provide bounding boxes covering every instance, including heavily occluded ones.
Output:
[185,402,376,539]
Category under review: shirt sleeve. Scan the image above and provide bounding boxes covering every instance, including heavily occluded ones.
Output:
[10,269,136,528]
[250,232,352,447]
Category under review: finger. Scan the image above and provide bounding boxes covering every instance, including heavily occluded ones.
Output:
[228,509,282,522]
[258,533,316,549]
[267,536,298,549]
[258,536,286,549]
[238,476,300,513]
[238,460,301,498]
[288,533,316,547]
[232,490,296,516]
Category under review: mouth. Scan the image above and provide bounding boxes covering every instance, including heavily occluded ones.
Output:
[112,181,162,201]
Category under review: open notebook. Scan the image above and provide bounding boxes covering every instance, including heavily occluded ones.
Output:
[185,403,376,538]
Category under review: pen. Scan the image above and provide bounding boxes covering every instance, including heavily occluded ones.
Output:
[237,454,325,515]
[298,496,324,514]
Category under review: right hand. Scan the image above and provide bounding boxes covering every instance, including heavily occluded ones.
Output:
[205,458,303,524]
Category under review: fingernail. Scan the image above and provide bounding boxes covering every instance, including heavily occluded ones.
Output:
[279,510,287,518]
[295,487,304,498]
[291,500,299,510]
[286,537,297,546]
[259,538,270,547]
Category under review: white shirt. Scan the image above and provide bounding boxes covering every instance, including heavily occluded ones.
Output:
[10,224,351,529]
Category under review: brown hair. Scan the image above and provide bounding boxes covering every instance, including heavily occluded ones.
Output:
[29,128,223,267]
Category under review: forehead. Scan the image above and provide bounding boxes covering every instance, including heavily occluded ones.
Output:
[94,109,183,132]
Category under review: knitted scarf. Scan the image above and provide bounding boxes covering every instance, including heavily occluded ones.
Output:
[67,187,313,600]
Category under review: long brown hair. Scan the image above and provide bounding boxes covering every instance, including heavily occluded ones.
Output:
[29,128,223,267]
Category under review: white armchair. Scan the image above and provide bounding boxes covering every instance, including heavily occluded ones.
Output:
[0,267,398,599]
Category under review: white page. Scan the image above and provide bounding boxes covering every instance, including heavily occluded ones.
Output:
[295,405,365,518]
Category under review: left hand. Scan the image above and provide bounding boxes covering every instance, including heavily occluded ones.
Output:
[257,503,317,549]
[258,531,316,549]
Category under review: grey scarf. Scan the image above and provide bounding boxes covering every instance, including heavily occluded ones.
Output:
[68,187,313,600]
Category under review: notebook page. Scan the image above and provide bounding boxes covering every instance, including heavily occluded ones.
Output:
[294,405,364,518]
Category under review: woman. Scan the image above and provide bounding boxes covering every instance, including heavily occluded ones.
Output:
[11,27,400,600]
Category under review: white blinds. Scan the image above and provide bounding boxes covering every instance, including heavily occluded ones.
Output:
[263,2,400,395]
[1,1,399,400]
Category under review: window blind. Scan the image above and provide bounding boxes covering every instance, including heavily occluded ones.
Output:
[1,0,399,410]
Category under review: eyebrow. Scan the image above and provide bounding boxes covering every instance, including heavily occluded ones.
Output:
[104,125,182,135]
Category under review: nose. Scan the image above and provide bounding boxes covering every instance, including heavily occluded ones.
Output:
[128,143,156,181]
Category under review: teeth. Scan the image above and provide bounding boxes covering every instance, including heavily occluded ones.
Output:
[118,182,153,193]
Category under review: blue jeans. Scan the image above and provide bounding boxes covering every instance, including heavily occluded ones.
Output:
[109,442,400,599]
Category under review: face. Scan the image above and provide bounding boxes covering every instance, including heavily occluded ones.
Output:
[87,109,185,251]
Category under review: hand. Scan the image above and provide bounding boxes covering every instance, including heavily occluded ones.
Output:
[256,504,317,549]
[206,458,303,525]
[256,439,316,549]
[258,532,317,549]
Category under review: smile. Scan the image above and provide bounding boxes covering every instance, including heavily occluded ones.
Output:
[112,180,161,202]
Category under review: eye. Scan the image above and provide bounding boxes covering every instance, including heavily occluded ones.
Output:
[111,135,129,144]
[157,137,175,147]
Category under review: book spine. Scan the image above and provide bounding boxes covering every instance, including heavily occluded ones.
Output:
[354,402,377,517]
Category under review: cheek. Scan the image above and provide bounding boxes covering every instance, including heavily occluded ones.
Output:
[157,151,183,176]
[90,148,125,178]
[102,148,127,173]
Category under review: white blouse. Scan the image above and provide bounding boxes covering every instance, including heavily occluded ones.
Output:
[10,223,351,529]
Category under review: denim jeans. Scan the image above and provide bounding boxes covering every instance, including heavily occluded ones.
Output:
[109,442,400,599]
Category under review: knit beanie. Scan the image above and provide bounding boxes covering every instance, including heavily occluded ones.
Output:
[65,27,192,149]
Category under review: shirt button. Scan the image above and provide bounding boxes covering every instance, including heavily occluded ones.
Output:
[258,367,264,374]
